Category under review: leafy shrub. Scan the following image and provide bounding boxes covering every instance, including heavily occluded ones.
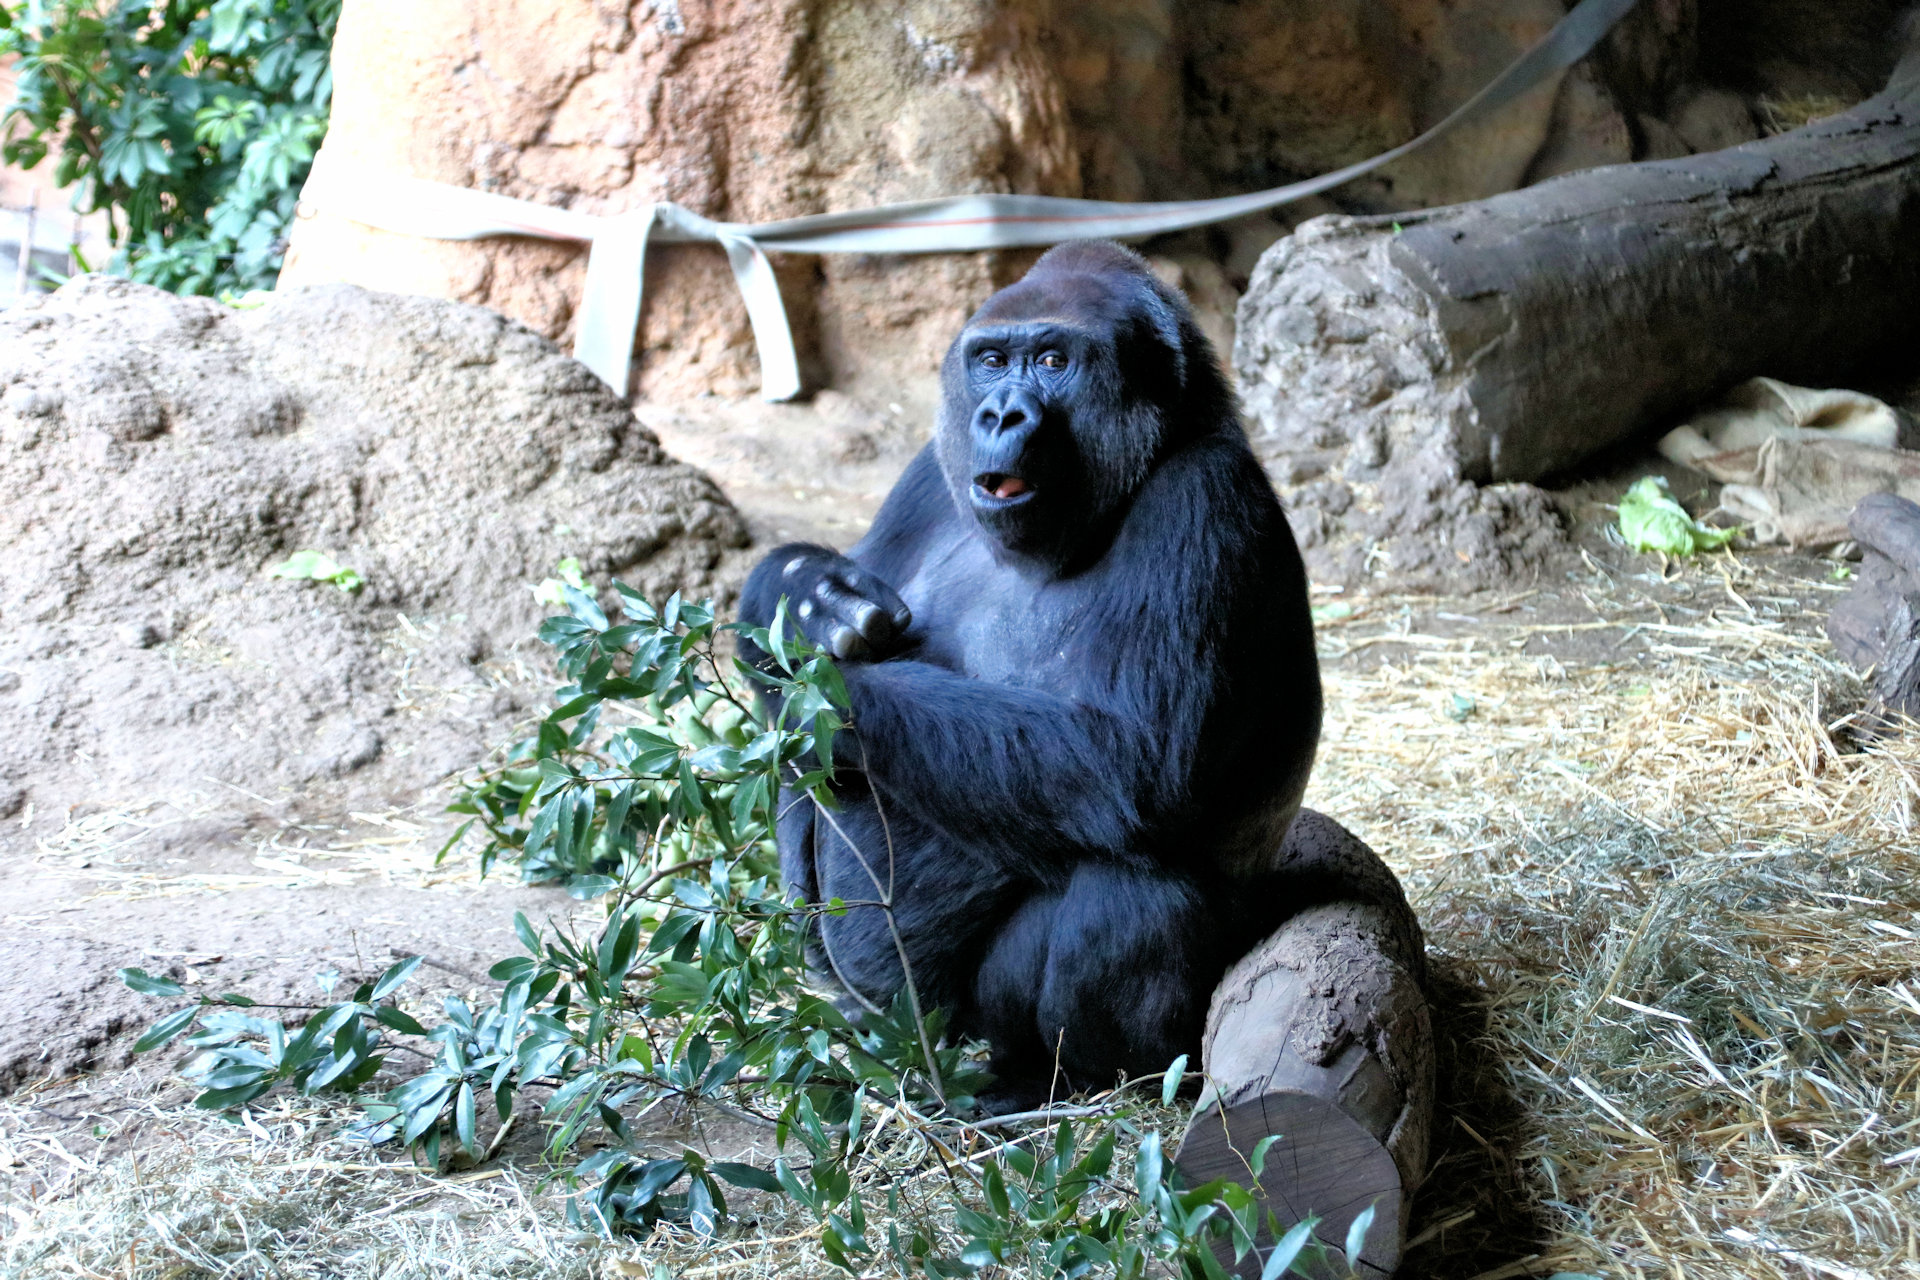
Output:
[0,0,338,295]
[121,580,1360,1278]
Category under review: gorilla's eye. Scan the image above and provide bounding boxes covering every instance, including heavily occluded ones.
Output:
[1039,351,1068,371]
[979,350,1007,369]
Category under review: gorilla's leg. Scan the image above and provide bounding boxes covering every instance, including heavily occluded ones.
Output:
[794,779,1017,1020]
[973,864,1216,1109]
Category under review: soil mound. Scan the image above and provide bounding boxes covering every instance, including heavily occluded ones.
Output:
[0,277,748,843]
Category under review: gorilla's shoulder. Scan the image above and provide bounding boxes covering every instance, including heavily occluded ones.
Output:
[1112,429,1299,587]
[1148,429,1284,524]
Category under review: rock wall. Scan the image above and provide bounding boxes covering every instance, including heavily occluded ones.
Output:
[281,0,1661,406]
[0,277,747,837]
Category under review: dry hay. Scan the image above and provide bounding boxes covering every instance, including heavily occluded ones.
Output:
[0,1086,609,1279]
[27,796,490,903]
[1758,94,1859,134]
[0,1074,1181,1280]
[4,551,1920,1279]
[1309,551,1920,1279]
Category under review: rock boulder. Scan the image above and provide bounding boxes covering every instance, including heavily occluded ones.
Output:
[0,277,747,840]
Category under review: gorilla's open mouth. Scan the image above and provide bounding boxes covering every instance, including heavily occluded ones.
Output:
[974,472,1034,502]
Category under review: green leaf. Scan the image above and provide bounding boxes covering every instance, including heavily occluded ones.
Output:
[1161,1053,1188,1106]
[489,956,537,982]
[1259,1217,1319,1280]
[512,911,541,955]
[564,875,618,900]
[687,1174,721,1238]
[1343,1203,1377,1270]
[371,955,422,1000]
[132,1005,200,1053]
[1134,1131,1164,1200]
[1617,476,1737,557]
[194,1080,277,1110]
[265,549,364,591]
[374,1006,428,1036]
[454,1082,477,1153]
[712,1161,785,1193]
[119,967,186,997]
[399,1080,456,1144]
[653,961,712,1005]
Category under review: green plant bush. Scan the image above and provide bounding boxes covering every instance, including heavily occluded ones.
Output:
[120,580,1362,1278]
[0,0,338,295]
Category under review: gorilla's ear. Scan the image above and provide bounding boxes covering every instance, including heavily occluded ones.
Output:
[1133,278,1189,394]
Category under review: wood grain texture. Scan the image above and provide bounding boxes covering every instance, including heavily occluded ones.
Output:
[1176,811,1432,1278]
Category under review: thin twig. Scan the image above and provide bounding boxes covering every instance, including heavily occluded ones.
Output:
[629,856,714,899]
[810,793,949,1108]
[964,1100,1131,1131]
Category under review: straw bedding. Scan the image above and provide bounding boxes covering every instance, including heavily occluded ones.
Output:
[3,549,1917,1279]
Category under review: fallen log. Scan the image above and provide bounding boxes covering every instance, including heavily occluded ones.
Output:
[1237,21,1920,585]
[1176,810,1433,1279]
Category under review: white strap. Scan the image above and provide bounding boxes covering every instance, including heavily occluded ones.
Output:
[299,0,1638,400]
[574,207,654,397]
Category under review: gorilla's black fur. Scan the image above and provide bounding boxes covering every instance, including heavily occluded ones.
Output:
[739,241,1322,1108]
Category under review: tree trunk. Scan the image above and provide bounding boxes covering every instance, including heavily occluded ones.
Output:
[1236,28,1920,586]
[1176,811,1433,1279]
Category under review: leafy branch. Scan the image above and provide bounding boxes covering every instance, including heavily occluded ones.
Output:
[0,0,339,295]
[118,578,1360,1277]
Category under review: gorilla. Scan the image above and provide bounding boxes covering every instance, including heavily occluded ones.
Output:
[739,241,1322,1109]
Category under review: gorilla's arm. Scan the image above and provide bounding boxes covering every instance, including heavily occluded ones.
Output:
[835,659,1155,868]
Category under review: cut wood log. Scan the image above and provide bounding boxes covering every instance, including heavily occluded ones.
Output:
[1236,21,1920,586]
[1828,492,1920,734]
[1176,810,1433,1279]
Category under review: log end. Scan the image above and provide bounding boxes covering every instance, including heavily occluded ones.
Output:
[1177,1092,1403,1278]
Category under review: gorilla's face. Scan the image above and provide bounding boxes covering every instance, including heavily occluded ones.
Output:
[935,243,1193,570]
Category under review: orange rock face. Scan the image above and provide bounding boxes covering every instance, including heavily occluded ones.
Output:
[281,0,1643,406]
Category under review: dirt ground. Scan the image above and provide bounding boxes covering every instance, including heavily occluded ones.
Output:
[3,391,1910,1279]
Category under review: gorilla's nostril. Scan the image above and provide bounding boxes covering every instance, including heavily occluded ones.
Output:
[976,402,1029,434]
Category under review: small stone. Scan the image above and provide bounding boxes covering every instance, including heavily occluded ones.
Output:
[115,623,163,649]
[3,384,59,417]
[832,429,880,465]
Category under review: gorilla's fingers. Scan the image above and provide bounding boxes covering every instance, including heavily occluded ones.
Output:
[842,565,913,632]
[852,601,890,644]
[814,580,896,646]
[828,624,870,661]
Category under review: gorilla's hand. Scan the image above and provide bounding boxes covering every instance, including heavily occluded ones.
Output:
[778,548,913,661]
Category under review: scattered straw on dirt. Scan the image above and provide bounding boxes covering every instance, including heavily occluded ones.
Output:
[1309,551,1920,1278]
[1,1086,612,1279]
[4,550,1918,1279]
[30,798,489,902]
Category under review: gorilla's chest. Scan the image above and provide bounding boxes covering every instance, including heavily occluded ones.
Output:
[893,538,1087,688]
